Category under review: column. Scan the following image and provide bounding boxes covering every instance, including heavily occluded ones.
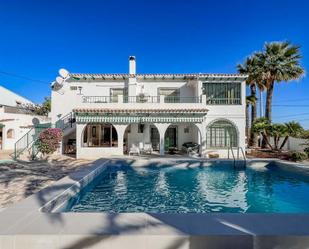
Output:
[76,123,86,159]
[114,124,128,155]
[195,121,207,158]
[154,123,171,156]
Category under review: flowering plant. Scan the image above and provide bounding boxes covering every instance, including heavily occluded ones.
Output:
[37,128,63,155]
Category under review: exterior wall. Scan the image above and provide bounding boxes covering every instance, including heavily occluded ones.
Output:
[269,137,308,152]
[0,85,33,106]
[52,73,246,159]
[0,107,50,150]
[51,80,126,123]
[142,80,195,98]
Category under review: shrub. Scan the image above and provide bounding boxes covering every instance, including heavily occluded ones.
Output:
[37,128,63,155]
[289,151,308,162]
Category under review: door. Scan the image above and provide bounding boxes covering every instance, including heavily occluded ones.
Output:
[150,127,160,151]
[165,127,177,149]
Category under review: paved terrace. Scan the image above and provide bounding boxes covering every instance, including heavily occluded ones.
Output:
[0,155,91,210]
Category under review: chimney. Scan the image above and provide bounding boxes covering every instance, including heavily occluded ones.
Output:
[129,56,136,75]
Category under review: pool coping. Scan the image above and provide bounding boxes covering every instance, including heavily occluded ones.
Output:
[1,158,309,248]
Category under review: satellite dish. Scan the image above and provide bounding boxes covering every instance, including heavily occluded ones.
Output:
[59,68,69,78]
[51,77,64,91]
[56,76,64,84]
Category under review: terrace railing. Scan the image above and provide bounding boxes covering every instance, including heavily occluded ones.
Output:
[123,96,159,103]
[55,112,76,130]
[82,95,203,104]
[163,96,202,103]
[13,113,76,160]
[13,123,51,159]
[82,96,112,103]
[206,98,241,105]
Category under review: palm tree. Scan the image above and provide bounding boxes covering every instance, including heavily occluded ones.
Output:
[256,41,305,122]
[238,56,265,147]
[279,121,304,150]
[245,95,257,141]
[252,117,273,149]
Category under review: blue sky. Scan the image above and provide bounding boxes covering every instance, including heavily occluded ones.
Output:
[0,0,308,127]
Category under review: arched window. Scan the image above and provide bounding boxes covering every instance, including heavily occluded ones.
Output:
[7,129,14,139]
[82,124,117,147]
[206,120,238,148]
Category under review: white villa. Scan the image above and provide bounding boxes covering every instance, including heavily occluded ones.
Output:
[0,85,50,151]
[51,56,247,159]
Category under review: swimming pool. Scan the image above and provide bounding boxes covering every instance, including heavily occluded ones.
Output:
[64,160,309,213]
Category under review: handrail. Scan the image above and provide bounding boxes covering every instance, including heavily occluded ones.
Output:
[13,113,75,160]
[227,146,236,168]
[13,124,51,159]
[239,146,247,168]
[228,146,246,169]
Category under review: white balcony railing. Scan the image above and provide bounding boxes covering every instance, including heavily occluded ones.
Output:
[82,95,204,104]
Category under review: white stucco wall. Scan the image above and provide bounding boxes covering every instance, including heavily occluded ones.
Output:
[0,107,50,150]
[269,137,308,152]
[52,75,246,159]
[0,85,34,106]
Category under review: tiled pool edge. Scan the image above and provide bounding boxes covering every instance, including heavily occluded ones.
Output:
[1,158,309,249]
[40,159,109,213]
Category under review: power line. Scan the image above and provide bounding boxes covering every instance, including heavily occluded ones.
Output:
[274,112,309,119]
[273,98,309,104]
[0,70,51,85]
[273,104,309,107]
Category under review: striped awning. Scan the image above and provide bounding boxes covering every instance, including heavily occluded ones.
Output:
[73,108,208,114]
[76,115,204,123]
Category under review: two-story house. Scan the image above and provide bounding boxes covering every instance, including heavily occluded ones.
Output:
[51,56,247,159]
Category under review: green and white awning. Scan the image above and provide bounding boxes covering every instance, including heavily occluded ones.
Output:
[76,115,204,123]
[74,108,207,123]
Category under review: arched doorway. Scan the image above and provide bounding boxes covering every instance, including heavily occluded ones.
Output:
[206,119,238,148]
[164,123,202,155]
[123,123,160,154]
[82,123,118,147]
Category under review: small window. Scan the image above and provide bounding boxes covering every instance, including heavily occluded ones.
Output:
[70,86,78,91]
[184,127,189,133]
[7,129,14,139]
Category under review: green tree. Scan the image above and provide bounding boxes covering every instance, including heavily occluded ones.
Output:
[238,56,265,147]
[256,41,305,122]
[245,95,257,141]
[279,121,304,150]
[268,123,288,150]
[252,118,273,149]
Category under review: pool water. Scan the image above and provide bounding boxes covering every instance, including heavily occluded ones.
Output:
[65,162,309,213]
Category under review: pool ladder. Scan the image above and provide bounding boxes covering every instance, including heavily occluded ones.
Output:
[228,147,246,169]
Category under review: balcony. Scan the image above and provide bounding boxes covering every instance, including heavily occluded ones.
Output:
[82,95,203,104]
